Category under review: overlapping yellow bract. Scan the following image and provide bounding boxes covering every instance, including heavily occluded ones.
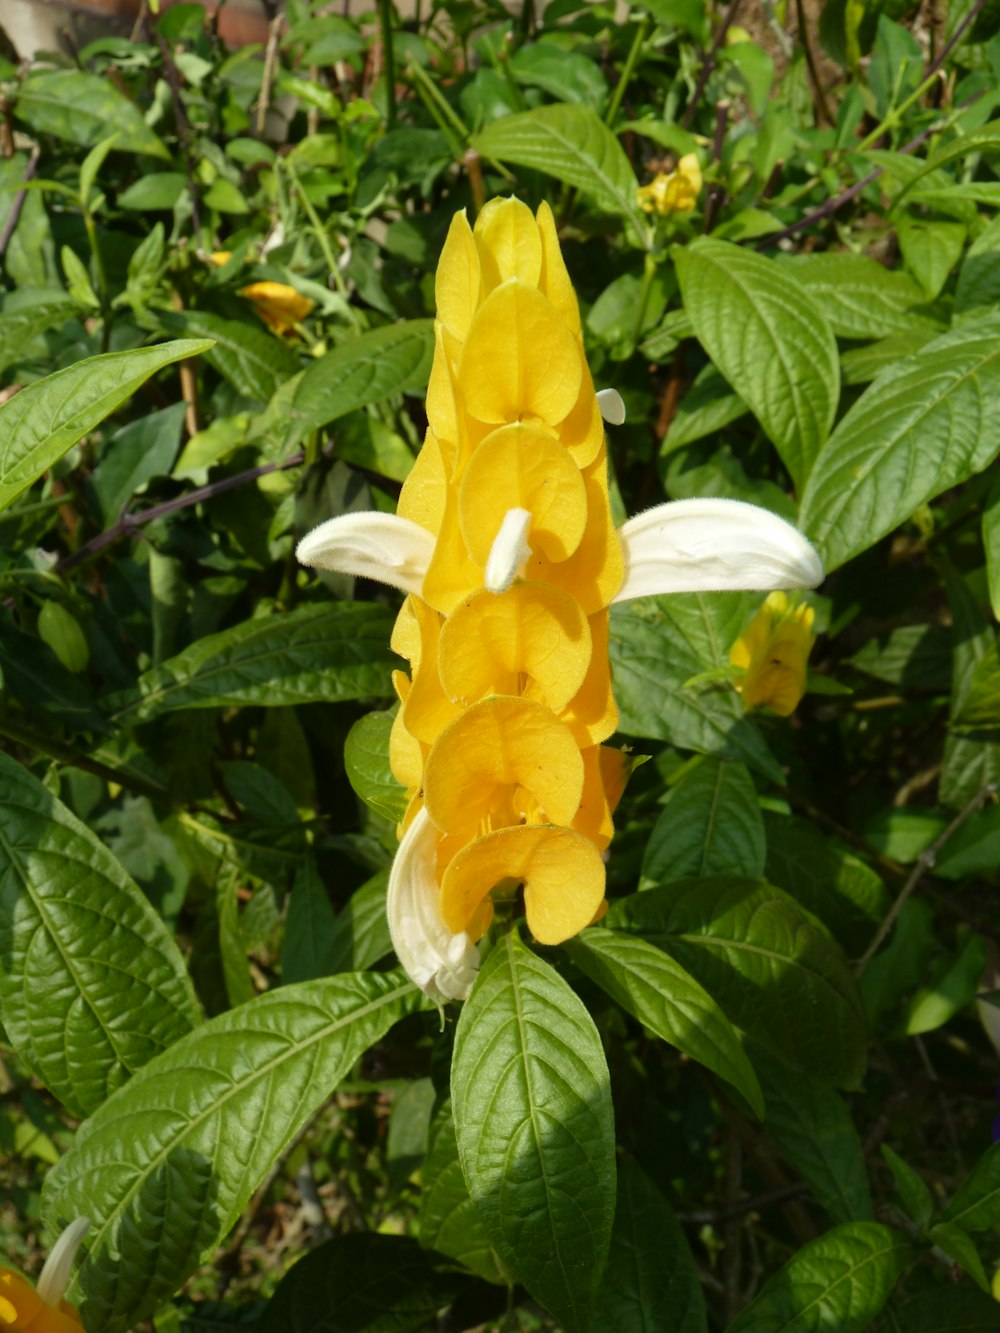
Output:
[390,197,626,946]
[0,1271,83,1333]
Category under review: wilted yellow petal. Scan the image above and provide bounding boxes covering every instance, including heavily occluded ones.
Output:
[440,823,605,946]
[423,695,584,839]
[475,196,543,293]
[435,210,481,343]
[526,453,624,614]
[536,201,581,337]
[438,582,592,712]
[559,610,618,745]
[458,422,588,567]
[459,280,583,427]
[240,281,314,334]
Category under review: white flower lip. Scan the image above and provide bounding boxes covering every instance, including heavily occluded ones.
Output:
[614,498,824,602]
[37,1216,90,1307]
[387,807,480,1003]
[596,387,626,426]
[485,507,533,594]
[296,512,435,597]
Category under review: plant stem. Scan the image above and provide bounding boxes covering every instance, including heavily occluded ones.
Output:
[376,0,396,127]
[605,18,650,128]
[682,0,742,130]
[0,714,169,799]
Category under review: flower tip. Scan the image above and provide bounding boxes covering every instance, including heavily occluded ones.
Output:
[295,512,434,597]
[36,1217,90,1308]
[485,508,533,594]
[596,388,626,426]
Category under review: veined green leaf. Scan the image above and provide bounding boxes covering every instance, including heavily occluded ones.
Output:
[472,105,649,242]
[940,1141,1000,1232]
[451,930,616,1333]
[726,1222,911,1333]
[674,237,839,488]
[608,877,868,1086]
[642,758,765,887]
[326,870,393,974]
[881,1144,933,1230]
[290,319,434,444]
[566,929,764,1116]
[281,858,338,985]
[153,309,299,403]
[15,70,170,158]
[0,751,200,1118]
[783,252,945,339]
[0,296,86,376]
[43,971,426,1333]
[0,339,212,512]
[799,316,1000,571]
[107,602,397,724]
[419,1099,506,1284]
[344,709,408,824]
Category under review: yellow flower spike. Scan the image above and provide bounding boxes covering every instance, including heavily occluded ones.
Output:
[438,583,592,712]
[458,422,588,567]
[558,610,619,747]
[536,201,582,338]
[571,745,616,851]
[526,452,624,615]
[389,672,424,794]
[434,210,482,345]
[556,361,607,469]
[423,696,585,841]
[730,591,816,717]
[474,196,544,293]
[420,484,486,616]
[440,824,606,946]
[239,280,314,334]
[1,1218,89,1333]
[397,429,448,537]
[424,328,462,461]
[636,154,703,217]
[458,280,583,427]
[395,596,462,746]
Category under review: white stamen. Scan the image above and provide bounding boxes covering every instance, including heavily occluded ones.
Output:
[596,388,626,426]
[485,508,532,594]
[37,1217,90,1307]
[614,498,823,602]
[387,808,479,1003]
[296,512,435,597]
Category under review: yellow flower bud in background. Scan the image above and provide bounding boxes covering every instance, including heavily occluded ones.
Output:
[730,591,815,717]
[637,154,703,216]
[238,281,315,335]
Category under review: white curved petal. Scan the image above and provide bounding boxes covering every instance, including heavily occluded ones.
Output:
[485,507,532,594]
[296,512,434,596]
[387,808,479,1003]
[37,1216,90,1307]
[614,498,824,602]
[596,387,626,426]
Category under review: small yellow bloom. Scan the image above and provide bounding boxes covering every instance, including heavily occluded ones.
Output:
[637,154,703,216]
[239,281,314,335]
[730,591,815,717]
[0,1219,89,1333]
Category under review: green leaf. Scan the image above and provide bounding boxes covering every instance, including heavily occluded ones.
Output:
[608,877,868,1086]
[419,1099,506,1284]
[902,931,989,1035]
[894,1284,1000,1331]
[896,217,967,300]
[471,105,649,242]
[927,1221,990,1291]
[510,42,608,107]
[642,758,765,887]
[0,751,200,1118]
[955,640,1000,731]
[15,70,170,158]
[79,133,119,209]
[326,870,393,974]
[107,602,396,724]
[956,214,1000,324]
[281,858,338,985]
[757,1053,872,1224]
[0,297,85,377]
[154,309,298,404]
[610,595,783,783]
[61,245,100,309]
[726,1222,911,1333]
[985,475,1000,621]
[840,328,938,385]
[217,868,253,1008]
[594,1159,708,1333]
[451,930,616,1333]
[799,316,1000,572]
[37,599,89,673]
[566,929,764,1116]
[940,1141,1000,1231]
[674,238,839,488]
[783,253,944,338]
[0,338,212,512]
[117,172,188,211]
[661,363,749,455]
[881,1145,933,1229]
[43,971,426,1333]
[847,622,953,690]
[87,401,188,524]
[289,320,434,444]
[344,710,408,824]
[257,1233,466,1332]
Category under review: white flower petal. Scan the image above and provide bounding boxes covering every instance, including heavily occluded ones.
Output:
[485,507,533,594]
[37,1216,90,1307]
[596,387,626,426]
[387,808,479,1003]
[614,498,823,602]
[296,512,434,597]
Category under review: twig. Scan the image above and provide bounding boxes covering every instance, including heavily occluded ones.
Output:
[682,0,742,130]
[704,99,730,232]
[795,0,833,126]
[855,782,998,973]
[156,34,202,237]
[678,1181,809,1225]
[0,146,39,259]
[925,0,987,78]
[256,14,284,137]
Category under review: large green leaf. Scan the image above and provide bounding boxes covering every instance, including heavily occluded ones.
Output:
[608,877,868,1086]
[940,1141,1000,1231]
[451,930,616,1333]
[471,105,649,241]
[289,320,434,444]
[782,253,944,339]
[326,870,393,974]
[674,238,839,488]
[726,1222,911,1333]
[798,316,1000,572]
[610,596,782,782]
[419,1099,505,1284]
[0,339,213,512]
[107,602,397,724]
[154,309,299,403]
[594,1159,707,1333]
[565,930,764,1116]
[43,971,425,1332]
[0,295,85,377]
[0,752,201,1118]
[642,758,765,887]
[15,70,170,158]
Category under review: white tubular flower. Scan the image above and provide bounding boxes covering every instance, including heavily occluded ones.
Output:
[596,388,626,425]
[387,808,480,1003]
[485,508,533,594]
[36,1217,90,1308]
[296,513,435,597]
[614,498,823,602]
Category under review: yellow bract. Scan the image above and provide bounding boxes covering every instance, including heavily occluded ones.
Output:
[730,591,816,717]
[0,1271,84,1333]
[637,154,703,216]
[387,197,629,953]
